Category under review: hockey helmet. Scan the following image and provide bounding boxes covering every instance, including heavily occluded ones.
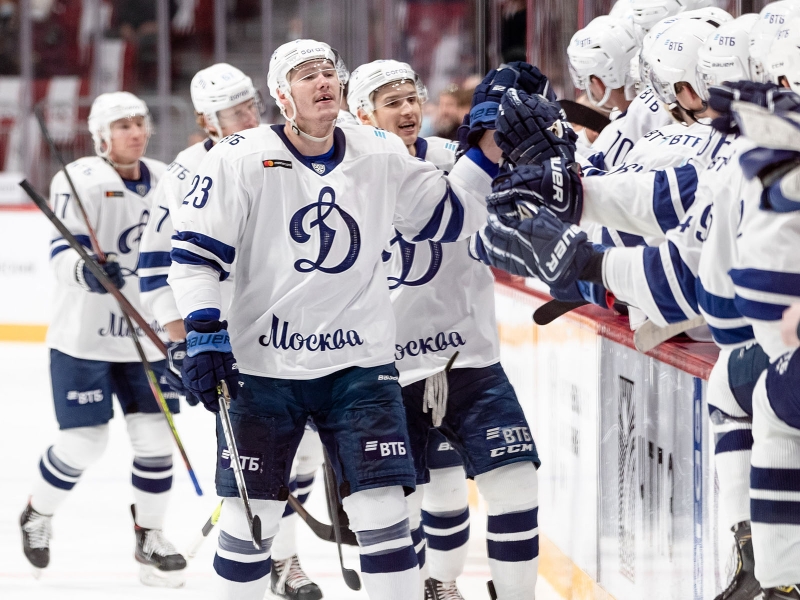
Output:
[87,91,151,161]
[190,63,259,141]
[347,60,428,118]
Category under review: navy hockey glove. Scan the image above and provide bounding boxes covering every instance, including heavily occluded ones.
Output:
[505,61,557,102]
[495,89,577,166]
[490,159,583,224]
[551,281,614,309]
[739,148,800,212]
[183,312,239,412]
[708,81,800,134]
[463,66,522,148]
[162,340,187,398]
[470,218,539,278]
[496,204,600,290]
[75,255,125,293]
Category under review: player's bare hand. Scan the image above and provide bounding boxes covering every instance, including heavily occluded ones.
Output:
[781,303,800,348]
[478,130,503,164]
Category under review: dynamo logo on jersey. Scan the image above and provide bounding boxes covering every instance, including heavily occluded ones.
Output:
[383,232,443,290]
[289,186,360,274]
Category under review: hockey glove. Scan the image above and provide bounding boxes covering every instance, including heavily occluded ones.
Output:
[708,81,800,134]
[505,61,557,102]
[551,280,614,309]
[489,159,583,225]
[463,66,526,148]
[75,255,125,293]
[496,204,598,290]
[183,311,239,412]
[739,148,800,212]
[495,89,577,166]
[162,340,187,398]
[469,219,539,279]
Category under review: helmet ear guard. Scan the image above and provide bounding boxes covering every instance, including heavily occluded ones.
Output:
[87,91,151,163]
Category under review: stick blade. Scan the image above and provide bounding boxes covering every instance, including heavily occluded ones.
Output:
[252,515,262,550]
[633,315,706,353]
[343,568,362,591]
[533,300,587,325]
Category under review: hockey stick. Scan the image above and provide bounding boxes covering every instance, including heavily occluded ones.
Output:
[558,99,611,132]
[633,315,706,353]
[487,580,498,599]
[218,381,262,550]
[532,299,588,325]
[322,449,361,590]
[20,180,204,496]
[286,493,358,546]
[185,500,223,560]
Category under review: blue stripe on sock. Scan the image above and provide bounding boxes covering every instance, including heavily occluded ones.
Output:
[411,527,424,546]
[751,467,800,492]
[421,508,469,530]
[132,461,172,473]
[751,499,800,525]
[487,507,539,534]
[487,536,540,562]
[39,458,76,490]
[715,430,754,454]
[417,544,426,568]
[425,525,470,551]
[360,544,418,574]
[213,553,271,583]
[131,473,172,494]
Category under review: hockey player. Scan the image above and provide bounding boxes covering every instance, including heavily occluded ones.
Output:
[137,63,326,600]
[18,91,187,587]
[630,0,715,33]
[348,59,542,600]
[167,40,505,600]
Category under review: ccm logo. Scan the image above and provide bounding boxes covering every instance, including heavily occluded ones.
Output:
[490,444,534,457]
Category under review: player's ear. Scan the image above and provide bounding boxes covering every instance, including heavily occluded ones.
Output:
[356,108,373,126]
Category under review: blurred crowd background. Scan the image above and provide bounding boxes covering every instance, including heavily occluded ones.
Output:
[0,0,773,199]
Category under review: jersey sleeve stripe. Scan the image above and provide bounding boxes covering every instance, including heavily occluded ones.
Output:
[652,165,697,233]
[464,147,500,178]
[641,243,698,323]
[706,324,756,346]
[171,247,231,281]
[412,187,465,243]
[438,188,465,243]
[139,274,170,292]
[733,294,788,321]
[601,228,646,248]
[137,251,172,269]
[49,234,91,259]
[729,268,800,296]
[696,280,742,320]
[172,231,235,267]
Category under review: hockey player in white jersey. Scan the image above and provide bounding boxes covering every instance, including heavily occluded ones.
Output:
[348,59,541,600]
[630,0,715,33]
[18,92,188,587]
[137,62,326,600]
[167,40,504,600]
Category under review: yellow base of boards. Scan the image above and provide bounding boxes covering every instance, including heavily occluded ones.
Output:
[0,324,48,343]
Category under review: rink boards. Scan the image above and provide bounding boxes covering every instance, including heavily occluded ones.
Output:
[494,272,722,600]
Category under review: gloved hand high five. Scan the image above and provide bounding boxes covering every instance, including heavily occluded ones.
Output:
[490,158,584,224]
[182,309,240,412]
[469,217,540,279]
[495,89,577,166]
[75,254,125,293]
[708,81,800,135]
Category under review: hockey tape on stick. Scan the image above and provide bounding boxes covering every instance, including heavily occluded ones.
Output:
[185,501,223,560]
[633,315,706,353]
[218,381,262,550]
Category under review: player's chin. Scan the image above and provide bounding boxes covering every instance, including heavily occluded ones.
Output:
[396,124,419,145]
[314,99,339,119]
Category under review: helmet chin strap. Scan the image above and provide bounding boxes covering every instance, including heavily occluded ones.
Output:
[586,83,612,109]
[283,92,336,143]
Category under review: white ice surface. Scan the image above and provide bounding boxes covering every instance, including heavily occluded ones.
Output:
[0,342,557,600]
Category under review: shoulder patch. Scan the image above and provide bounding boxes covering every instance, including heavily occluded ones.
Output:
[444,142,458,152]
[263,159,292,169]
[104,191,124,197]
[373,130,387,140]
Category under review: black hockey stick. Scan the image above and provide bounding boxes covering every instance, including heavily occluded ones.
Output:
[532,299,588,325]
[286,493,358,546]
[558,99,611,132]
[19,180,204,496]
[322,450,361,590]
[487,580,498,599]
[218,381,262,550]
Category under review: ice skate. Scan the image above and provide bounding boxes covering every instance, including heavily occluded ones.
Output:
[269,554,323,600]
[715,522,761,600]
[131,505,187,588]
[20,502,52,576]
[425,577,466,600]
[762,586,800,600]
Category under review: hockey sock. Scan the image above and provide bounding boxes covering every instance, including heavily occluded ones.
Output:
[423,466,470,582]
[344,486,421,600]
[272,472,316,561]
[127,413,174,530]
[708,351,754,529]
[751,370,800,588]
[407,488,429,592]
[476,462,539,600]
[214,498,284,600]
[30,425,109,515]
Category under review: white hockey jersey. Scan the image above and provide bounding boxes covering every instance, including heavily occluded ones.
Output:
[731,176,800,361]
[168,124,493,379]
[386,136,500,386]
[585,86,671,170]
[138,138,215,326]
[47,156,168,362]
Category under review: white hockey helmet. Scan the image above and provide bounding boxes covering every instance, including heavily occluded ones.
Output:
[648,18,718,106]
[567,16,639,107]
[191,63,258,141]
[347,60,428,118]
[267,39,349,142]
[767,17,800,92]
[750,1,800,83]
[631,0,714,32]
[87,91,151,160]
[609,0,635,19]
[695,14,760,100]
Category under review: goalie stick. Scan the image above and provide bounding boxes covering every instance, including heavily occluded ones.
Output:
[19,179,204,496]
[218,381,262,550]
[633,315,706,353]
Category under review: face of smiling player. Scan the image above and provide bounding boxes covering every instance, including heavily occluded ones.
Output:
[367,81,422,151]
[281,59,341,137]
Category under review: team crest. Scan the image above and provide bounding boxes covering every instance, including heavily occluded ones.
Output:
[312,163,326,175]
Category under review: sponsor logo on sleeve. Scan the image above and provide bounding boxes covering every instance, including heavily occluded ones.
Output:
[104,191,124,197]
[362,436,408,460]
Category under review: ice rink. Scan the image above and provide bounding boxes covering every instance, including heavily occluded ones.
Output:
[0,342,556,600]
